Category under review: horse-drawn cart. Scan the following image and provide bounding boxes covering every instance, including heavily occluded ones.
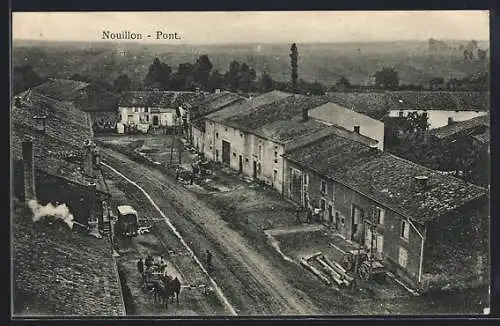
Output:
[142,266,164,290]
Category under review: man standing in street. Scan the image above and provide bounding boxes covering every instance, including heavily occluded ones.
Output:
[137,258,144,276]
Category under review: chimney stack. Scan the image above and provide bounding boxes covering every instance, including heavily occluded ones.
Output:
[302,108,309,122]
[83,139,94,177]
[22,136,36,201]
[353,125,360,134]
[33,115,47,133]
[415,175,429,189]
[87,182,99,234]
[448,117,454,125]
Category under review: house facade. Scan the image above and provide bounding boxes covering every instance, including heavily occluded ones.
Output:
[188,92,245,153]
[117,91,192,133]
[308,102,385,150]
[203,91,384,193]
[284,132,488,288]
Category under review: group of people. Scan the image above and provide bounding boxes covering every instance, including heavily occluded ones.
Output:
[295,202,322,224]
[137,255,169,281]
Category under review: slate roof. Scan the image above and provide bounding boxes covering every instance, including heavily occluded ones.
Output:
[323,91,489,120]
[31,78,90,101]
[12,203,125,316]
[286,133,487,223]
[428,115,490,139]
[11,91,108,194]
[118,91,205,108]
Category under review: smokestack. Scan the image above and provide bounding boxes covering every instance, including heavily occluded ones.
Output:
[353,125,360,134]
[415,175,429,189]
[22,136,36,202]
[448,117,454,125]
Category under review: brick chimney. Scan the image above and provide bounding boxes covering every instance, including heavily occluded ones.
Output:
[83,139,94,177]
[22,136,36,201]
[353,125,360,134]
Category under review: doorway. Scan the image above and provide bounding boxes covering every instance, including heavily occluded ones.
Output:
[152,115,159,126]
[222,140,231,165]
[351,205,364,243]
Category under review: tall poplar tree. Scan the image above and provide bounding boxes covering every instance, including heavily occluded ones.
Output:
[290,43,298,94]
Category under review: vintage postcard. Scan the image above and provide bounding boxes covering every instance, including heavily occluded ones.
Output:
[11,11,491,317]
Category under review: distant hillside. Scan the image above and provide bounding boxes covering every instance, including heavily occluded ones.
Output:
[12,40,489,88]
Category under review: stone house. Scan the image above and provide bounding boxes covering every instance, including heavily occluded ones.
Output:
[189,92,245,153]
[283,132,488,288]
[117,91,203,133]
[203,91,384,193]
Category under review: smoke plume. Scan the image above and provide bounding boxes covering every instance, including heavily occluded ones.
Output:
[28,200,75,229]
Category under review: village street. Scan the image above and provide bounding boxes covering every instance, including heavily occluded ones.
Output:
[100,145,489,316]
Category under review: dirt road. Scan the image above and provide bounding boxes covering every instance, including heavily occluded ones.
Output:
[101,147,322,315]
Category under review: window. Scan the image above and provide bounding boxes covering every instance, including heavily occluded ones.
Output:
[273,170,278,182]
[246,158,249,162]
[233,153,236,157]
[401,220,410,241]
[338,212,345,225]
[398,247,408,268]
[320,198,326,211]
[240,133,243,137]
[320,180,327,194]
[304,173,309,185]
[274,151,278,163]
[216,132,219,139]
[225,128,228,132]
[375,207,385,225]
[146,115,149,122]
[258,145,262,160]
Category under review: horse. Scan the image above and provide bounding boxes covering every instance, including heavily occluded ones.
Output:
[165,276,181,304]
[152,276,182,309]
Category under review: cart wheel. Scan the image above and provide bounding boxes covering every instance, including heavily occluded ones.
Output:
[358,262,371,281]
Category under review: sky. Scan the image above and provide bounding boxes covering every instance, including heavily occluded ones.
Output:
[12,11,490,44]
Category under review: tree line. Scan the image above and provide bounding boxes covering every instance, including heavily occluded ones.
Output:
[13,56,488,96]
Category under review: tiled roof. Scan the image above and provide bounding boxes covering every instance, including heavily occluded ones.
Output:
[189,92,245,119]
[286,133,487,223]
[11,91,108,193]
[428,115,490,139]
[205,90,291,122]
[118,91,205,108]
[473,130,490,145]
[323,91,489,120]
[13,203,125,316]
[31,78,90,101]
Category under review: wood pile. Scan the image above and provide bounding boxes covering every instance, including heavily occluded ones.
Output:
[301,251,354,288]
